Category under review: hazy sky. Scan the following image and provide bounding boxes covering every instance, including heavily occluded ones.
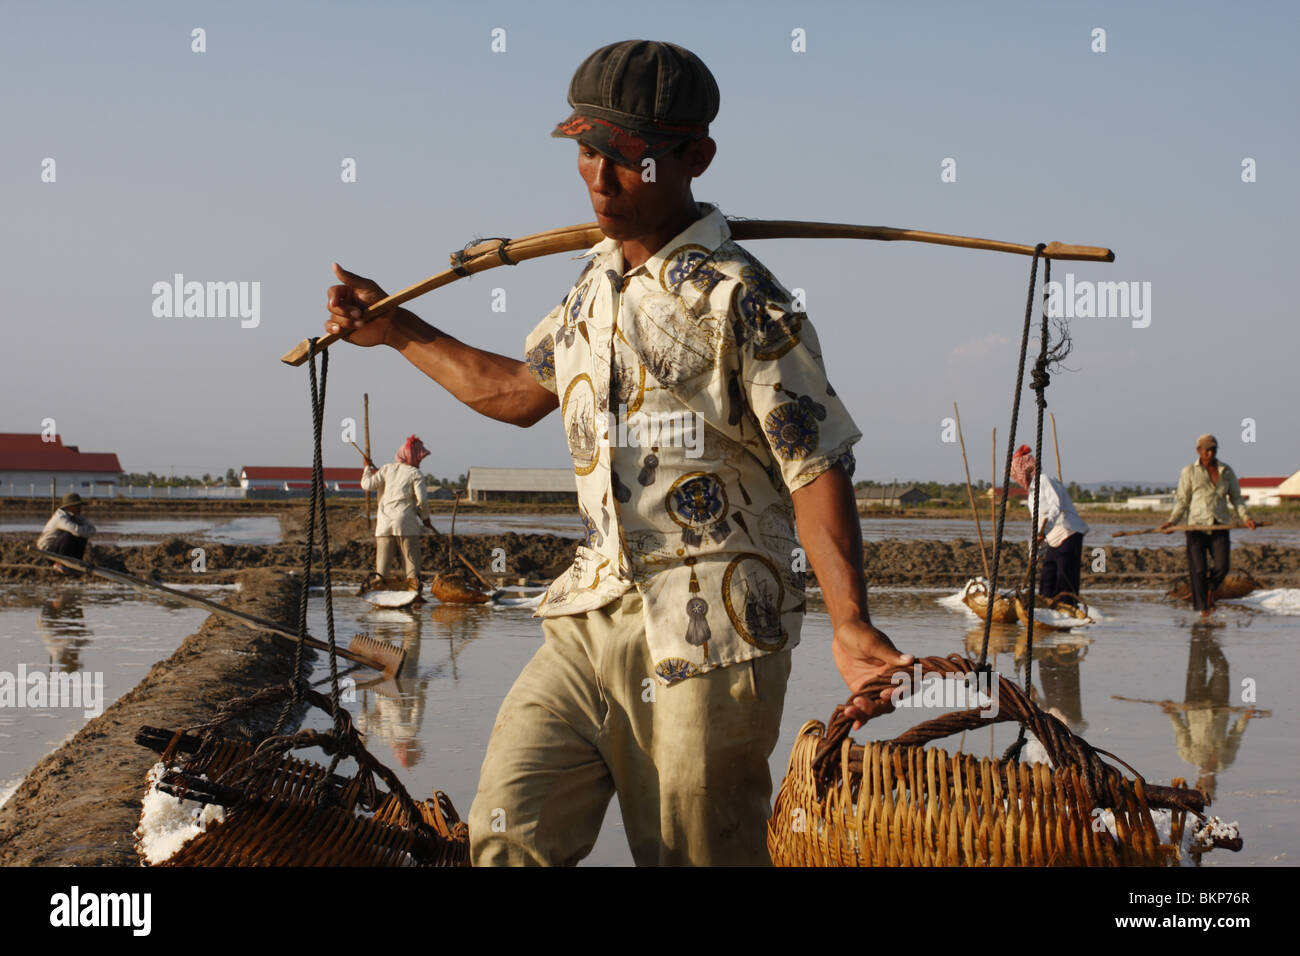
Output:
[4,0,1296,485]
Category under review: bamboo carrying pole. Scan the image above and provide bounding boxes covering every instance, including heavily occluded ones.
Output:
[282,220,1116,365]
[1112,522,1270,537]
[953,402,990,581]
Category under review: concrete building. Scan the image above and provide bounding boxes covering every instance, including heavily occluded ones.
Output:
[465,467,577,504]
[1124,493,1176,511]
[0,432,123,497]
[855,484,930,507]
[239,466,363,495]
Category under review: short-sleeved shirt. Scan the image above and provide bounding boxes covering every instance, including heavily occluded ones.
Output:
[523,203,861,685]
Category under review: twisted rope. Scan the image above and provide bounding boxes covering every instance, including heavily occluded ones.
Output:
[976,245,1045,672]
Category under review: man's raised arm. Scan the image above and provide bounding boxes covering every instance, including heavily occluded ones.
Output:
[325,264,558,428]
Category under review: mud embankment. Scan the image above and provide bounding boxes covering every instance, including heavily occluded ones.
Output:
[0,570,310,866]
[4,531,1299,590]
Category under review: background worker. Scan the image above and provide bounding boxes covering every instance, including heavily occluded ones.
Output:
[1160,434,1255,616]
[361,435,433,588]
[36,492,97,573]
[1010,444,1089,603]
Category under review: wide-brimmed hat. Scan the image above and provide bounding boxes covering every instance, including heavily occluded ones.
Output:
[551,40,719,166]
[60,492,86,508]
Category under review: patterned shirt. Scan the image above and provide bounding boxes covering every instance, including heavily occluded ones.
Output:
[1168,459,1250,527]
[524,203,861,685]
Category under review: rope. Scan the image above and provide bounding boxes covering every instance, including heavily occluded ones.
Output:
[976,245,1045,672]
[1007,258,1053,761]
[271,339,348,801]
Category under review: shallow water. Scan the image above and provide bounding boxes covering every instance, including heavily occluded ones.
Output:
[0,516,282,546]
[293,585,1298,867]
[2,574,1293,866]
[0,586,210,797]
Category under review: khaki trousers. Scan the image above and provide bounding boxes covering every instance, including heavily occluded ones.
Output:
[468,591,791,866]
[376,535,421,580]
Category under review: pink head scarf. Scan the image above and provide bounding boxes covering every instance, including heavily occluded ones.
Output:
[395,435,430,467]
[1009,444,1037,488]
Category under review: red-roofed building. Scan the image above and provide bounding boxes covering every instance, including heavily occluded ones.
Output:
[0,432,123,497]
[1240,473,1299,507]
[240,466,364,494]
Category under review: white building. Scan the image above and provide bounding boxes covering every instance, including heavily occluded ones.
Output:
[1124,494,1176,511]
[465,467,577,503]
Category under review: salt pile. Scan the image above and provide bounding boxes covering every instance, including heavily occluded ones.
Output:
[363,590,420,607]
[134,762,225,865]
[1224,588,1300,616]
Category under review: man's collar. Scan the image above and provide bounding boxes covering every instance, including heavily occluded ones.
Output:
[640,203,729,287]
[578,203,729,285]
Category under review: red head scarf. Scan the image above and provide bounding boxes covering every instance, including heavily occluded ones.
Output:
[1009,444,1037,488]
[396,435,430,467]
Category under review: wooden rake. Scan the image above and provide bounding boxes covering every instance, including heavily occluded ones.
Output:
[33,548,405,676]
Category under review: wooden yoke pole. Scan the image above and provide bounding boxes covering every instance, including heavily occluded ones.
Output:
[282,220,1116,366]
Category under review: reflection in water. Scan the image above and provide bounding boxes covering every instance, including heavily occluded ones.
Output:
[961,624,1091,732]
[352,603,492,769]
[36,590,91,672]
[1113,624,1266,802]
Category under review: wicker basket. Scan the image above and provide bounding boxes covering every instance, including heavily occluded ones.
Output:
[135,686,470,867]
[961,579,1019,624]
[1166,570,1260,603]
[768,655,1215,867]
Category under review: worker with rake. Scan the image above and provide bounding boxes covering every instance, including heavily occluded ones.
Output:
[324,40,911,866]
[360,434,435,591]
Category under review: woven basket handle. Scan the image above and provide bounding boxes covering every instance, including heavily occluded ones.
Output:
[810,654,1209,814]
[815,654,1101,779]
